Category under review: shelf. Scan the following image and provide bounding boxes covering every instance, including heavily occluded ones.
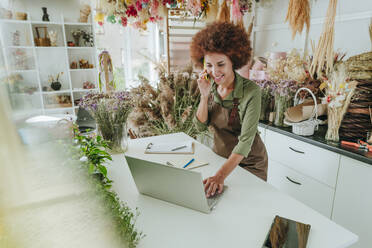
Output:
[10,92,40,96]
[42,90,71,95]
[64,22,92,26]
[7,46,33,49]
[69,68,96,72]
[67,47,94,50]
[72,88,97,92]
[35,46,66,49]
[0,19,30,24]
[44,106,73,111]
[10,69,36,73]
[31,21,63,25]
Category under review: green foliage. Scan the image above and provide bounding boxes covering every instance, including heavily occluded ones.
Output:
[73,126,113,188]
[73,125,144,247]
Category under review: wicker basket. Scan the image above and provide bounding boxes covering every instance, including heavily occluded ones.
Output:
[284,87,320,136]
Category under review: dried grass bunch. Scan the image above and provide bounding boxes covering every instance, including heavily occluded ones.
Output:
[128,64,201,138]
[285,0,310,39]
[266,49,309,84]
[322,64,358,142]
[369,19,372,49]
[310,0,338,78]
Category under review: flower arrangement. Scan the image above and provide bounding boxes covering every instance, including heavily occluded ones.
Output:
[128,64,201,138]
[48,71,64,83]
[95,0,254,30]
[320,63,357,142]
[95,0,168,30]
[79,91,133,152]
[266,49,309,84]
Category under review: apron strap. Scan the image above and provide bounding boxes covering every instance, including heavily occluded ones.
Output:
[228,98,240,126]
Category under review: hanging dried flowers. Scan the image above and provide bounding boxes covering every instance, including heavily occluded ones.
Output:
[309,0,338,78]
[285,0,310,40]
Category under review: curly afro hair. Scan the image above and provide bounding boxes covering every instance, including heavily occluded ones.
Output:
[190,22,252,70]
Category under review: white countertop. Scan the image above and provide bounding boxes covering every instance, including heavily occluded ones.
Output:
[108,132,358,248]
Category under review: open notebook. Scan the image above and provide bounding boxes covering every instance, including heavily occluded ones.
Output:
[144,141,194,154]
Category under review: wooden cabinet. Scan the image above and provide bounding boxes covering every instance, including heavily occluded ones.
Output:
[332,156,372,248]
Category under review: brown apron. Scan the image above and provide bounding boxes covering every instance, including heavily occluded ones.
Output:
[209,97,268,181]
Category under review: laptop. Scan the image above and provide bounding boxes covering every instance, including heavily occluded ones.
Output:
[125,155,226,214]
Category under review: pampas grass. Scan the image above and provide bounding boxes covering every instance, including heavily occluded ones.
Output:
[324,64,358,142]
[216,0,230,22]
[128,64,201,138]
[369,19,372,50]
[310,0,338,78]
[285,0,310,39]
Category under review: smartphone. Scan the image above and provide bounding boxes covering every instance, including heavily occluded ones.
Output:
[203,58,210,81]
[262,215,311,248]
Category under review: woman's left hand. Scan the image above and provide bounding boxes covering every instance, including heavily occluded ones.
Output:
[203,174,224,198]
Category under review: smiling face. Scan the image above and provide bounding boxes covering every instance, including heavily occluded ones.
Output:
[204,53,235,87]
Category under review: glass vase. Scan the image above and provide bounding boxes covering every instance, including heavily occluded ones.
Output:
[274,93,292,127]
[260,89,272,121]
[325,106,343,142]
[97,122,128,154]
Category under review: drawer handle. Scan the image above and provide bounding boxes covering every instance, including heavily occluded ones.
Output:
[286,176,302,185]
[289,147,305,154]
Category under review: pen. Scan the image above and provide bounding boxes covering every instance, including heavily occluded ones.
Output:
[183,158,195,168]
[171,145,187,151]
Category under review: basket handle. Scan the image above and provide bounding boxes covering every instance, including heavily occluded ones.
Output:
[294,87,318,121]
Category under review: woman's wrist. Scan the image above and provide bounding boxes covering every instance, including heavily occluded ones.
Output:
[200,94,209,101]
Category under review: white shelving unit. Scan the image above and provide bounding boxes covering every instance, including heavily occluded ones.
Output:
[0,11,98,118]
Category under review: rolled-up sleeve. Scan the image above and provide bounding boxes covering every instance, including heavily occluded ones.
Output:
[193,114,208,132]
[232,87,261,157]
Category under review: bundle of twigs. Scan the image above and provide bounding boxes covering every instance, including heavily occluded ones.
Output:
[285,0,310,39]
[309,0,338,78]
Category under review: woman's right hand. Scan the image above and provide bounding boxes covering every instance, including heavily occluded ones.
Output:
[197,70,212,98]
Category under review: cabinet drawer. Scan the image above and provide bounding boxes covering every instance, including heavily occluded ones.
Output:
[265,129,340,188]
[268,159,335,218]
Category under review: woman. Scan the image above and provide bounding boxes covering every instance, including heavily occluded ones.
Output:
[190,22,268,198]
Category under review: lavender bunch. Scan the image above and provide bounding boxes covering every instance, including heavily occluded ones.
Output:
[270,80,299,97]
[79,91,133,149]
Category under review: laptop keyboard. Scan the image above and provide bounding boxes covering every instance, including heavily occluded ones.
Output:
[207,192,222,207]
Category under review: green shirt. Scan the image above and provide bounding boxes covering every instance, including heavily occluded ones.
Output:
[193,72,261,157]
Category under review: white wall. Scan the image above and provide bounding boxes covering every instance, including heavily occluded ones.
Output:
[253,0,372,58]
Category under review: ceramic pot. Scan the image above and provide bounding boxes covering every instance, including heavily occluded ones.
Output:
[51,81,61,91]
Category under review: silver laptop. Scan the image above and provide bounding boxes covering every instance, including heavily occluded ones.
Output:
[125,155,226,214]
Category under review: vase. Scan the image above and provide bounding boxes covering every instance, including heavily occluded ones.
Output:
[42,7,49,21]
[274,93,292,127]
[325,106,343,142]
[72,34,80,46]
[97,122,128,154]
[260,89,272,121]
[51,81,61,90]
